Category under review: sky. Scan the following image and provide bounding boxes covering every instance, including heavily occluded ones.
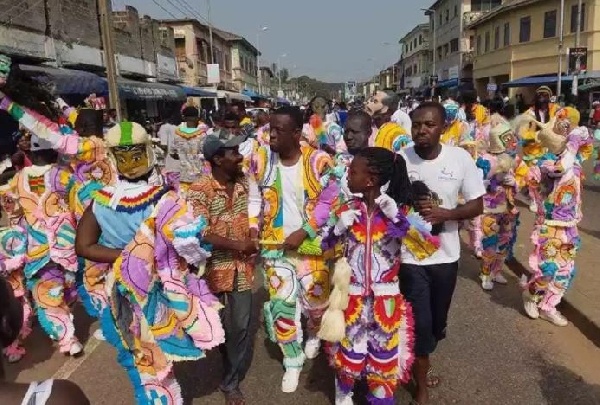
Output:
[119,0,427,83]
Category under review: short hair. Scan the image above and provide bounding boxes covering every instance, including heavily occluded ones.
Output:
[380,90,400,111]
[272,106,304,131]
[182,106,199,118]
[488,97,505,115]
[223,111,239,122]
[346,109,372,130]
[412,101,447,123]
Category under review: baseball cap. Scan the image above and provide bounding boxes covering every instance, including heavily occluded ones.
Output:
[203,134,247,160]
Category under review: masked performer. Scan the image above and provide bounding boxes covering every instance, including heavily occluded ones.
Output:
[249,107,333,393]
[521,107,592,327]
[476,122,519,290]
[75,122,225,404]
[0,135,82,356]
[440,100,470,146]
[365,90,412,152]
[303,96,347,155]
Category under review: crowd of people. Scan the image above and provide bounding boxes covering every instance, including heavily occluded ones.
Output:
[0,50,594,405]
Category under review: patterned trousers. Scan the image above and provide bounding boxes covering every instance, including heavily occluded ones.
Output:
[468,216,483,256]
[77,258,109,319]
[2,269,33,360]
[333,294,414,405]
[526,224,580,312]
[263,253,330,368]
[480,213,515,277]
[27,264,79,353]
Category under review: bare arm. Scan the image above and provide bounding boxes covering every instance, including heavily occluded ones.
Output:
[75,204,122,264]
[446,197,483,221]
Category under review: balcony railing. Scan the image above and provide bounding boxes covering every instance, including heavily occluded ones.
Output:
[463,11,485,26]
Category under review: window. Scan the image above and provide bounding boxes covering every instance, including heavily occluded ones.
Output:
[476,35,482,55]
[454,5,458,17]
[414,38,418,49]
[439,13,443,26]
[437,46,442,61]
[450,38,459,53]
[484,31,490,52]
[494,26,500,49]
[471,0,502,12]
[571,3,586,33]
[544,10,557,38]
[444,43,449,56]
[445,9,449,23]
[419,34,423,45]
[520,16,531,43]
[503,22,510,46]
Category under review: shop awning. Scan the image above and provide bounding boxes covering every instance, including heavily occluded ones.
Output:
[276,97,290,105]
[180,86,217,97]
[579,80,600,92]
[18,64,105,95]
[502,74,570,88]
[435,78,459,89]
[241,88,267,99]
[217,90,252,102]
[113,78,186,101]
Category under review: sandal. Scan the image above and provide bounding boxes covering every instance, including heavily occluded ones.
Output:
[426,367,441,389]
[223,389,245,405]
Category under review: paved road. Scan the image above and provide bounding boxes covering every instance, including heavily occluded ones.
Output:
[5,247,600,405]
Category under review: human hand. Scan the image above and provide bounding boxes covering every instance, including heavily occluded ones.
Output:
[502,175,516,186]
[334,209,360,235]
[249,228,259,242]
[421,205,452,226]
[236,239,259,256]
[283,229,308,251]
[375,193,398,220]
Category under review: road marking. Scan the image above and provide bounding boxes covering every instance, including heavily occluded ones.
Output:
[51,332,103,380]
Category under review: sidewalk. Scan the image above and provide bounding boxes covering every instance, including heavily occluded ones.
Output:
[462,205,600,346]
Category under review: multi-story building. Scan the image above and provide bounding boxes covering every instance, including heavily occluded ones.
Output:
[467,0,599,100]
[213,28,260,94]
[161,19,233,90]
[259,66,275,97]
[399,23,431,93]
[425,0,502,91]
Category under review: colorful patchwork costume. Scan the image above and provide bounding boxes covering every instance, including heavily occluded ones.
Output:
[318,198,439,404]
[522,108,592,325]
[249,145,333,373]
[371,122,413,153]
[302,114,347,154]
[87,122,225,404]
[476,120,519,289]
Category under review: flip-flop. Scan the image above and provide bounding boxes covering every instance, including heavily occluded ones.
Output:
[426,367,441,389]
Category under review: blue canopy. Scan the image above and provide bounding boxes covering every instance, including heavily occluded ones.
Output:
[436,78,459,89]
[180,86,217,97]
[242,88,267,99]
[19,64,105,95]
[276,97,290,105]
[101,78,186,101]
[502,74,571,88]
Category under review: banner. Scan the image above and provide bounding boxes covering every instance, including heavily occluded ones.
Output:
[568,47,587,74]
[207,63,221,84]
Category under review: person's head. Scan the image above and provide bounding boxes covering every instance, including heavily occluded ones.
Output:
[442,100,460,124]
[488,97,506,116]
[105,122,155,181]
[309,96,328,119]
[365,90,400,118]
[221,111,240,135]
[182,106,200,128]
[344,110,373,154]
[269,106,303,155]
[203,134,245,179]
[30,134,58,166]
[75,108,104,138]
[488,122,517,155]
[411,102,447,151]
[256,110,270,127]
[16,129,31,152]
[348,147,412,206]
[535,86,552,110]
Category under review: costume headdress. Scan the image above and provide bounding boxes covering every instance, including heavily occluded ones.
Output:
[442,100,460,124]
[488,121,512,154]
[536,86,553,98]
[105,121,156,175]
[0,54,11,86]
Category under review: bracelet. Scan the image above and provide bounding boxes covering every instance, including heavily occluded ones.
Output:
[302,222,317,239]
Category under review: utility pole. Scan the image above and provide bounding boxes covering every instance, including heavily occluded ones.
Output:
[207,0,214,64]
[572,0,583,97]
[557,0,565,100]
[98,0,122,121]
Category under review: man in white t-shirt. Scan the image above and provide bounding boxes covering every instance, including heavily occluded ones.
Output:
[391,108,412,135]
[399,102,485,405]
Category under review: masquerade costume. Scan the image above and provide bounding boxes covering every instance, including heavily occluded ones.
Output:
[0,140,81,356]
[476,121,519,289]
[0,185,32,362]
[371,122,413,152]
[89,123,224,404]
[318,198,438,404]
[522,108,592,325]
[166,122,210,196]
[248,145,333,379]
[441,101,470,146]
[302,114,347,154]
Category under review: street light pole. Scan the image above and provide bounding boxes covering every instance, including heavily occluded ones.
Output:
[278,53,287,92]
[572,0,583,97]
[557,0,565,99]
[256,26,268,95]
[98,0,122,121]
[207,0,214,64]
[422,8,436,98]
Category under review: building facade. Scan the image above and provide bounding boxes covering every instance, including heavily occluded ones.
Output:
[213,28,260,93]
[399,23,431,93]
[468,0,599,100]
[162,19,233,90]
[426,0,503,90]
[259,66,275,97]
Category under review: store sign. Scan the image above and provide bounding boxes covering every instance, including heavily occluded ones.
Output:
[448,66,459,79]
[487,83,498,92]
[569,47,588,74]
[207,63,221,84]
[120,84,182,100]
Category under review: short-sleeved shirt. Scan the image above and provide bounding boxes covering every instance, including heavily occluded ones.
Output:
[400,144,486,265]
[187,175,253,293]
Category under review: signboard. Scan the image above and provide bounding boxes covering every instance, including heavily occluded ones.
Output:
[448,66,460,79]
[486,83,498,92]
[207,63,221,84]
[568,47,588,74]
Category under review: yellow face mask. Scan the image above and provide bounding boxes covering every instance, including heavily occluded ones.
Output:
[112,145,150,179]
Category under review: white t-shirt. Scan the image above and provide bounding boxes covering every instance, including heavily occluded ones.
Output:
[157,123,178,173]
[391,109,412,134]
[279,160,304,238]
[400,145,486,265]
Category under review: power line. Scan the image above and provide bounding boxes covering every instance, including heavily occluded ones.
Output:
[150,0,179,19]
